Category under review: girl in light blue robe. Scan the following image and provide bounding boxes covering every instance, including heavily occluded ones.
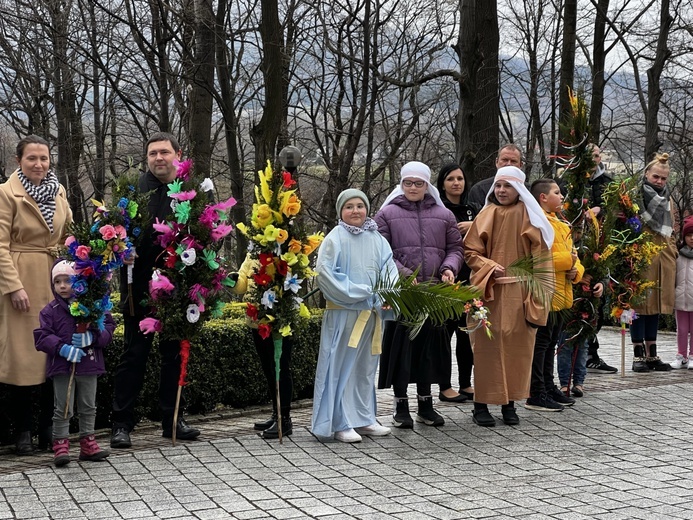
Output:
[312,189,397,443]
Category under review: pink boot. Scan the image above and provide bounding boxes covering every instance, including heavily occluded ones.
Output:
[79,435,110,461]
[52,439,70,467]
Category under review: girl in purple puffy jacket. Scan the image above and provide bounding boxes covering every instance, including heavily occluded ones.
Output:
[34,260,115,467]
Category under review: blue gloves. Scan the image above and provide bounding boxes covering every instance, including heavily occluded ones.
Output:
[59,344,86,363]
[71,331,93,348]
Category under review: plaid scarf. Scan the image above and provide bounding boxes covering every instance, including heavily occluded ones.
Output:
[640,181,673,238]
[17,170,60,233]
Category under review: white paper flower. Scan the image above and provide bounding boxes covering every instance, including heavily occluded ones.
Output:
[200,178,214,192]
[181,248,197,266]
[283,274,303,294]
[170,199,179,212]
[186,304,201,323]
[261,289,277,309]
[151,269,161,281]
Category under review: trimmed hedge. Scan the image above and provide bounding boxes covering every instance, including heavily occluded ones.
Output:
[0,310,322,444]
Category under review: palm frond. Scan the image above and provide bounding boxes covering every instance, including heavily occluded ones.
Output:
[505,252,555,307]
[372,270,482,339]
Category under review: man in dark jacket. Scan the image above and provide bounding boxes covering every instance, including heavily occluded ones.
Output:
[110,132,201,448]
[467,144,525,208]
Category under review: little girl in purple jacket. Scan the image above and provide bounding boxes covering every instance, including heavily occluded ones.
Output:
[34,260,115,467]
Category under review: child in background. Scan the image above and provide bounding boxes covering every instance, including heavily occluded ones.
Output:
[670,216,693,369]
[312,189,397,443]
[525,179,584,412]
[463,166,554,427]
[34,260,115,467]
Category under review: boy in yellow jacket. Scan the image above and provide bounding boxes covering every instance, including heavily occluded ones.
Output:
[525,179,585,411]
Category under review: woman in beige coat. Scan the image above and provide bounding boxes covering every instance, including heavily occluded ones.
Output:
[631,153,678,372]
[0,135,72,454]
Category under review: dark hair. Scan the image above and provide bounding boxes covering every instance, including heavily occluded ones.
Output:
[145,132,181,155]
[16,135,50,159]
[436,163,468,201]
[530,178,558,200]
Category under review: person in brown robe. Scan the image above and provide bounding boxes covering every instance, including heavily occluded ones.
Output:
[464,166,554,427]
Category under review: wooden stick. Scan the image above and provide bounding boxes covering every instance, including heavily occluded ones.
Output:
[63,363,76,419]
[172,385,182,447]
[621,323,626,378]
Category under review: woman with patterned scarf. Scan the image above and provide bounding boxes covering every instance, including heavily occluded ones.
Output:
[0,135,72,454]
[631,153,678,372]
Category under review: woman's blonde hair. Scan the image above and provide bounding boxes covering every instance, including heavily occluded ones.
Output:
[645,152,670,172]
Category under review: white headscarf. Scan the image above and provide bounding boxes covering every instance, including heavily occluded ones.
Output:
[380,161,445,209]
[485,166,554,248]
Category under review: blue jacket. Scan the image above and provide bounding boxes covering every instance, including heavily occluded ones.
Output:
[34,292,115,378]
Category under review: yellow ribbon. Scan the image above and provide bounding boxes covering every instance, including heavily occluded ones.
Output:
[326,301,382,355]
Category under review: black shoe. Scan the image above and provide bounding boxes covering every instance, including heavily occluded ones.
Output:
[571,385,584,398]
[262,418,293,439]
[438,392,468,403]
[632,358,652,372]
[162,419,201,440]
[416,395,445,426]
[501,406,520,425]
[458,389,474,400]
[524,394,564,412]
[586,357,618,374]
[547,386,575,406]
[393,397,414,429]
[15,431,33,456]
[254,413,277,431]
[646,357,673,372]
[110,427,132,448]
[472,408,496,427]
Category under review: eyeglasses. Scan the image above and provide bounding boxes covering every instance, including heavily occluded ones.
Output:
[402,180,425,188]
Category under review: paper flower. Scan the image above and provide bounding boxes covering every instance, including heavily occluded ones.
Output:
[200,178,214,192]
[186,304,201,323]
[139,317,163,334]
[181,248,197,266]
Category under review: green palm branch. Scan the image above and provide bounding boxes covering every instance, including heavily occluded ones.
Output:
[505,252,556,307]
[372,270,482,339]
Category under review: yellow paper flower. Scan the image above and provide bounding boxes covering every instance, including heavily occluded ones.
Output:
[297,254,310,268]
[252,204,274,229]
[259,161,273,205]
[236,222,248,236]
[279,191,301,217]
[262,225,281,242]
[299,303,311,318]
[278,324,293,337]
[282,252,298,266]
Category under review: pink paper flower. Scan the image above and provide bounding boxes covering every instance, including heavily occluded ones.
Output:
[152,218,175,248]
[149,272,176,300]
[99,225,116,240]
[170,190,197,202]
[188,283,210,304]
[64,236,76,247]
[211,197,237,214]
[199,206,217,228]
[210,224,234,242]
[139,317,162,334]
[174,159,194,181]
[75,245,91,260]
[114,225,127,239]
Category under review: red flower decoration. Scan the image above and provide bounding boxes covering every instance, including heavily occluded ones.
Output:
[258,323,272,339]
[282,171,296,188]
[259,253,275,266]
[164,246,177,268]
[253,272,272,286]
[246,303,258,321]
[276,260,288,276]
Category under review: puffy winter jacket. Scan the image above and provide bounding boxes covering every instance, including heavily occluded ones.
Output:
[374,194,462,282]
[675,254,693,311]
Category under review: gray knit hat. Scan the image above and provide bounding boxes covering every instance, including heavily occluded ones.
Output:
[336,189,370,217]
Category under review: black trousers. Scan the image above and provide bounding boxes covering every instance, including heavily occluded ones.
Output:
[5,382,53,434]
[253,331,293,415]
[530,312,564,397]
[111,314,182,431]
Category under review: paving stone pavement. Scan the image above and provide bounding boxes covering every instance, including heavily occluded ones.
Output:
[1,327,693,519]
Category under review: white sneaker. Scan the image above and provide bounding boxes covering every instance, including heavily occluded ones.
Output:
[688,357,693,370]
[355,423,391,437]
[334,428,362,443]
[670,354,688,369]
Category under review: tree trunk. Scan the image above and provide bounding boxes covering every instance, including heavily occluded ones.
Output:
[644,0,672,162]
[558,0,577,154]
[589,0,609,144]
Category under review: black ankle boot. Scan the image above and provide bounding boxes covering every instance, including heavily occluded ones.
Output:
[501,402,520,425]
[472,403,495,427]
[393,396,414,429]
[646,344,672,371]
[254,411,277,431]
[632,344,651,372]
[262,413,292,439]
[415,395,445,426]
[15,431,34,456]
